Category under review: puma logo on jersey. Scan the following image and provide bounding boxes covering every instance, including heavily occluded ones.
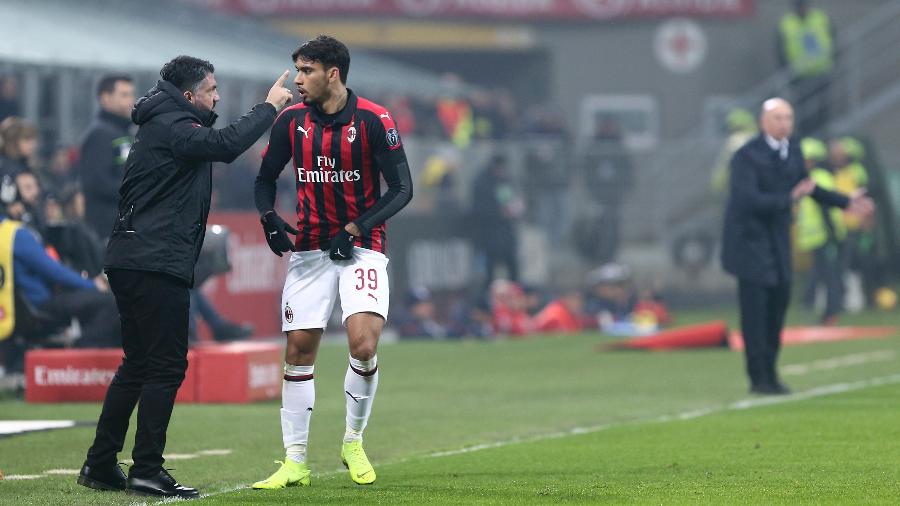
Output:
[379,112,391,120]
[297,125,311,138]
[367,293,378,303]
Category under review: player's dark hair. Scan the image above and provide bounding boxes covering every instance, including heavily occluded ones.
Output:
[293,35,350,84]
[160,56,215,93]
[96,74,133,98]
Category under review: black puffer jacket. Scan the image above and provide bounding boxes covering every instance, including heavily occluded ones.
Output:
[104,80,276,286]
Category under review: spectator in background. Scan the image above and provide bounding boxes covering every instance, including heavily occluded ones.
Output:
[533,289,585,334]
[711,108,758,200]
[0,76,20,122]
[393,287,446,339]
[41,146,79,193]
[12,170,47,238]
[577,115,633,263]
[831,136,875,305]
[796,137,846,325]
[777,0,836,135]
[419,146,461,213]
[78,74,135,241]
[0,188,120,349]
[471,154,524,289]
[490,280,533,337]
[524,140,572,247]
[436,74,474,148]
[0,117,39,176]
[43,185,105,276]
[584,263,638,326]
[446,296,493,339]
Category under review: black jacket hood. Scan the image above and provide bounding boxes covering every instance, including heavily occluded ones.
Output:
[131,80,217,127]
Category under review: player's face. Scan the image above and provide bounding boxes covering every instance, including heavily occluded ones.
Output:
[294,58,335,105]
[185,73,219,113]
[760,102,794,140]
[100,80,136,119]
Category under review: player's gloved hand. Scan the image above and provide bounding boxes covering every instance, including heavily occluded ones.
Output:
[260,210,298,256]
[329,229,355,260]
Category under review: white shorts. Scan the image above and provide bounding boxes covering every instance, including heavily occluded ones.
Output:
[281,247,390,331]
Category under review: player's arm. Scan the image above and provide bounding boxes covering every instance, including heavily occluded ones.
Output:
[254,110,293,214]
[170,103,277,164]
[348,118,413,236]
[170,71,291,164]
[254,110,298,256]
[350,149,413,236]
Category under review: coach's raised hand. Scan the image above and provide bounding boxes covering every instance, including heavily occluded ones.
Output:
[261,210,298,256]
[266,70,293,112]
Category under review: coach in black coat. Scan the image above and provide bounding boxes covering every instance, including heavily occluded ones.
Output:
[79,56,293,499]
[721,98,871,395]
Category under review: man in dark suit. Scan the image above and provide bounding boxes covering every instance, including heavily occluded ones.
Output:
[721,98,872,395]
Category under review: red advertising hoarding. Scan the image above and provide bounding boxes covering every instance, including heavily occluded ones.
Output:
[184,0,754,20]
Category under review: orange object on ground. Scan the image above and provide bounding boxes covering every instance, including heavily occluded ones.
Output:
[599,321,729,351]
[728,326,896,350]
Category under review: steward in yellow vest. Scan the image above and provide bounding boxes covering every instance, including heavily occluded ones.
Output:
[796,137,846,324]
[779,3,835,78]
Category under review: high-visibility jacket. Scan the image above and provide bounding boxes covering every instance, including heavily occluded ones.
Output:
[0,219,21,340]
[780,9,834,77]
[834,161,868,230]
[796,168,846,251]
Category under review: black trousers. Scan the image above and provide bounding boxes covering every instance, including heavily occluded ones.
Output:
[85,269,190,478]
[738,279,791,387]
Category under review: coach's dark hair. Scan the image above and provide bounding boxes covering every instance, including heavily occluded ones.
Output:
[96,74,133,98]
[293,35,350,84]
[160,56,215,93]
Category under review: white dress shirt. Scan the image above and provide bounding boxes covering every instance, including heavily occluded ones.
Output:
[765,134,789,161]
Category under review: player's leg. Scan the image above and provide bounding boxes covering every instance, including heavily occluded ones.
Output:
[253,251,338,490]
[338,248,390,484]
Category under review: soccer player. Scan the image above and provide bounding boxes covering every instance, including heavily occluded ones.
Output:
[252,35,413,489]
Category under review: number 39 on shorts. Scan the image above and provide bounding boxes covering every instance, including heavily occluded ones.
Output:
[355,268,378,290]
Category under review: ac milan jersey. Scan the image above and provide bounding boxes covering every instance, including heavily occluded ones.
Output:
[256,90,412,253]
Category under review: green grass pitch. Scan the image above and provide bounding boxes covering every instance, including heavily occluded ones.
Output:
[1,308,899,504]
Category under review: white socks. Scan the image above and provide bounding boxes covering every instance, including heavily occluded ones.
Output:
[281,364,315,463]
[280,355,379,461]
[344,354,379,443]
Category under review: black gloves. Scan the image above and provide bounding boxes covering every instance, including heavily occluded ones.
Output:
[260,211,298,256]
[329,229,356,260]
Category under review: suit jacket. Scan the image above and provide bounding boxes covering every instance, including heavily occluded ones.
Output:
[721,134,849,286]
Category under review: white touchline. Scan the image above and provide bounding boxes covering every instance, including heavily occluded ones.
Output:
[781,350,896,376]
[427,373,900,458]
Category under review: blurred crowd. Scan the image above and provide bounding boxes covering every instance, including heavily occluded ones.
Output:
[393,263,670,340]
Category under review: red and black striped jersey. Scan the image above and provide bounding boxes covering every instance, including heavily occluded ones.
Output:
[255,90,412,253]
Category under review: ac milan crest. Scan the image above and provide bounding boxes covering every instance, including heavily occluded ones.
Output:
[284,303,294,323]
[347,126,357,143]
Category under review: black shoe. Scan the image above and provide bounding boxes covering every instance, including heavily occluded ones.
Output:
[126,469,200,499]
[750,382,791,395]
[213,321,254,341]
[77,461,127,491]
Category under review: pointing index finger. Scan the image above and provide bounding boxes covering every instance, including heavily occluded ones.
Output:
[275,70,290,87]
